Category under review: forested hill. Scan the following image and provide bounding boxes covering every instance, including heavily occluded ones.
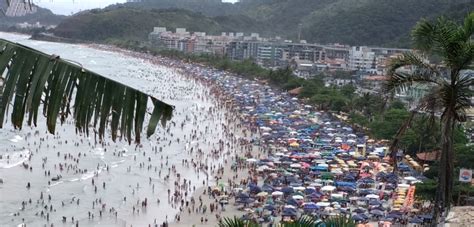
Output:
[53,0,473,47]
[53,8,265,42]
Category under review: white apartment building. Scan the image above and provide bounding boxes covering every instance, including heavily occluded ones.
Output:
[348,46,376,72]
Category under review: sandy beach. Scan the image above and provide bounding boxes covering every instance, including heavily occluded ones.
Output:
[1,32,434,227]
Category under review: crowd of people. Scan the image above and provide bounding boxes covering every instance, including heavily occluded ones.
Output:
[1,41,434,227]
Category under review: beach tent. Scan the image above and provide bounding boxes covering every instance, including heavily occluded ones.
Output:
[321,185,336,191]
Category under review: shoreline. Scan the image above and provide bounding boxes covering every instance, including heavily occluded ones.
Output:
[86,43,277,226]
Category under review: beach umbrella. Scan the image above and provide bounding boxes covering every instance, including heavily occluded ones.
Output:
[290,163,302,168]
[409,217,424,224]
[263,204,276,211]
[257,165,270,172]
[368,200,382,206]
[292,195,304,200]
[316,202,331,207]
[386,213,402,219]
[286,198,299,206]
[370,209,384,216]
[404,176,417,181]
[304,187,316,194]
[419,214,433,220]
[281,187,294,194]
[352,214,367,221]
[271,191,284,196]
[246,158,258,163]
[303,202,319,210]
[321,185,336,191]
[366,194,379,199]
[293,186,305,191]
[262,184,274,192]
[398,183,410,188]
[249,184,262,193]
[257,192,268,197]
[354,208,366,213]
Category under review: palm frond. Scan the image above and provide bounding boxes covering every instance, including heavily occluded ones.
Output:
[385,71,441,95]
[282,215,317,227]
[412,14,474,71]
[218,216,258,227]
[412,18,437,53]
[386,52,443,93]
[462,12,474,40]
[320,216,356,227]
[0,39,173,144]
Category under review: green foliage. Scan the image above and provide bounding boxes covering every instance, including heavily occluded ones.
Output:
[415,179,438,201]
[219,215,356,227]
[340,85,356,99]
[49,0,473,47]
[320,215,356,227]
[387,13,474,213]
[218,216,259,227]
[454,144,474,169]
[370,108,410,140]
[390,100,406,110]
[0,38,173,144]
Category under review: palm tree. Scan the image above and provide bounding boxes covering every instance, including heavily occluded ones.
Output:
[0,38,173,144]
[386,13,473,222]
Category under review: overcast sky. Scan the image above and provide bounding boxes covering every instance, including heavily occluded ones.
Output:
[34,0,238,15]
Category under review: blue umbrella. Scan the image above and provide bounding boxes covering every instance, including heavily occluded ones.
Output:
[303,203,319,210]
[370,209,384,216]
[369,200,382,206]
[262,184,274,192]
[281,187,294,194]
[283,207,297,214]
[286,198,298,206]
[352,214,367,221]
[409,217,424,224]
[360,213,369,219]
[263,204,276,211]
[419,214,433,220]
[354,208,366,213]
[304,188,316,194]
[386,213,402,219]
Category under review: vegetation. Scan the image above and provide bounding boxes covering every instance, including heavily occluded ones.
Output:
[53,8,265,43]
[218,215,356,227]
[1,0,473,47]
[53,0,474,47]
[0,38,173,144]
[386,13,473,220]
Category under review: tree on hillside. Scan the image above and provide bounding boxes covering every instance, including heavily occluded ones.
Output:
[0,38,173,144]
[386,13,473,222]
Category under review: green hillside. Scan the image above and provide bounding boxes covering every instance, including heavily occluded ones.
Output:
[52,0,473,47]
[54,8,219,41]
[53,7,266,42]
[300,0,473,47]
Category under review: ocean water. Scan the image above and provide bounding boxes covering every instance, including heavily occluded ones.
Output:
[0,33,227,227]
